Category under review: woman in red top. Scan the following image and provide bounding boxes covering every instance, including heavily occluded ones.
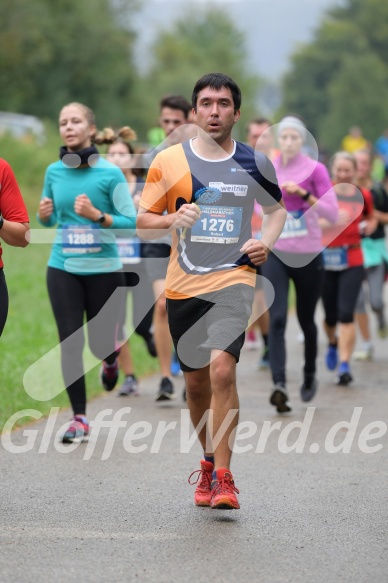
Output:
[0,159,30,336]
[321,151,375,385]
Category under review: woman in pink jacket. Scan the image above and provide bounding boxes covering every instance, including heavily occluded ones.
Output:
[261,116,338,412]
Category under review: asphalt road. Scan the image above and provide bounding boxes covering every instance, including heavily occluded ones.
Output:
[1,307,387,583]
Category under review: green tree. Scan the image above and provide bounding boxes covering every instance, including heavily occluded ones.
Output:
[132,6,261,141]
[0,0,139,126]
[281,0,388,151]
[319,53,388,149]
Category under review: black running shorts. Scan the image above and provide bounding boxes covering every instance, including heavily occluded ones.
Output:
[166,283,254,372]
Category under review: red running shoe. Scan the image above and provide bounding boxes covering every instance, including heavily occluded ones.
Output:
[188,460,214,507]
[100,358,119,391]
[210,468,240,509]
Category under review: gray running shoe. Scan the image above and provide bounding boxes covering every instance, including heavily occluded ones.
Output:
[118,375,139,396]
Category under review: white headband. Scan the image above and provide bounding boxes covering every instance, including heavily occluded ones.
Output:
[278,116,307,141]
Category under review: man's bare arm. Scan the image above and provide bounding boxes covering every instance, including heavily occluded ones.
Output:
[240,200,287,266]
[261,199,287,251]
[136,204,200,240]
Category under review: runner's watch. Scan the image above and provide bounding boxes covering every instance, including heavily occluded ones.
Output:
[95,212,106,224]
[0,214,4,229]
[302,191,311,202]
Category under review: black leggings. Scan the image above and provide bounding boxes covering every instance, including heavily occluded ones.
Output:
[47,267,125,415]
[118,266,154,342]
[261,252,323,386]
[322,266,365,326]
[0,269,9,337]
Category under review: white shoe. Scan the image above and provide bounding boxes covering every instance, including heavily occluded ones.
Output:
[353,347,373,361]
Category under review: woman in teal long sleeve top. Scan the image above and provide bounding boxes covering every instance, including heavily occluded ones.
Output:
[37,102,136,443]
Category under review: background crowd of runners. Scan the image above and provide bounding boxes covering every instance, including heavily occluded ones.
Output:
[1,73,387,508]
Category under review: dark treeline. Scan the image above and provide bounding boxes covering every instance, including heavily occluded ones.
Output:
[281,0,388,151]
[2,0,387,149]
[0,0,259,141]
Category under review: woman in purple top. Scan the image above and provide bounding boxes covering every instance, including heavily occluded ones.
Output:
[261,116,338,412]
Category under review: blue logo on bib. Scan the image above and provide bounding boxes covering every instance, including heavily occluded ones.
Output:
[194,187,222,204]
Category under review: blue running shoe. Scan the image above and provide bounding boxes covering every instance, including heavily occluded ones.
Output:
[326,343,338,371]
[170,350,182,377]
[337,362,353,386]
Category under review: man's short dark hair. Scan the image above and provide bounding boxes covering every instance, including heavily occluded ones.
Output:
[192,73,242,113]
[248,118,272,129]
[159,95,191,120]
